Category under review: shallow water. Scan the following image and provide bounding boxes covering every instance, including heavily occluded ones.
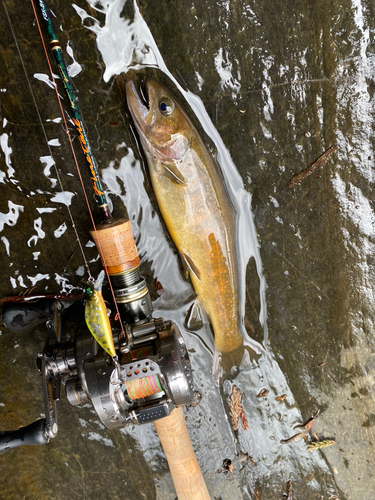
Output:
[1,0,375,499]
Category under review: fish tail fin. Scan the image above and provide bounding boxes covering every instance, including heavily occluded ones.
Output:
[212,344,246,386]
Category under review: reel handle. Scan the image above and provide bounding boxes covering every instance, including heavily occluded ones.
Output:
[0,419,49,455]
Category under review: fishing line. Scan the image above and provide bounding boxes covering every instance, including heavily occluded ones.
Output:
[2,0,92,280]
[122,346,162,400]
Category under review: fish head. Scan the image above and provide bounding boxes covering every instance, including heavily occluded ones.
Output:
[126,79,191,161]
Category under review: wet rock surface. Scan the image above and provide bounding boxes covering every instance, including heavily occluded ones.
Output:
[1,1,375,499]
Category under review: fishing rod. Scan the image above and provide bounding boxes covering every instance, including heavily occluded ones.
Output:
[36,0,111,222]
[0,2,210,499]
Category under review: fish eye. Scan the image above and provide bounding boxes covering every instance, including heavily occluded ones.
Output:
[86,287,93,296]
[159,99,173,115]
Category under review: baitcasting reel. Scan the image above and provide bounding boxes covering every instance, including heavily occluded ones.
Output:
[61,315,193,428]
[0,261,194,454]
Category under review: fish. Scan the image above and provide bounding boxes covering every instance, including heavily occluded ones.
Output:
[85,270,116,357]
[126,78,243,379]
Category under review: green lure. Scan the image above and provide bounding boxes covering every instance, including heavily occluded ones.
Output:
[85,270,116,357]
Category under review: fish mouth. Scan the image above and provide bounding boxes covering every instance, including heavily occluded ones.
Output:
[126,80,152,129]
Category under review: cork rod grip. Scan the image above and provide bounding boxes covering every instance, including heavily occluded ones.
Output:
[153,408,210,500]
[90,219,140,274]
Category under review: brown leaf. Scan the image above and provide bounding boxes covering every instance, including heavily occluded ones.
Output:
[230,385,249,431]
[275,394,287,401]
[155,279,163,291]
[257,388,269,398]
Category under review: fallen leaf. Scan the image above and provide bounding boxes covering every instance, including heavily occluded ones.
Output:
[230,385,249,431]
[275,394,287,401]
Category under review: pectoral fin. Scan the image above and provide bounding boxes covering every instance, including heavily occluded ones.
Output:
[160,162,186,185]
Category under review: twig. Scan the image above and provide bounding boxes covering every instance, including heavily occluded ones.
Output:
[289,145,338,187]
[286,480,293,500]
[281,410,320,444]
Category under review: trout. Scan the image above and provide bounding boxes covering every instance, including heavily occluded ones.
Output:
[85,270,116,358]
[126,79,243,377]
